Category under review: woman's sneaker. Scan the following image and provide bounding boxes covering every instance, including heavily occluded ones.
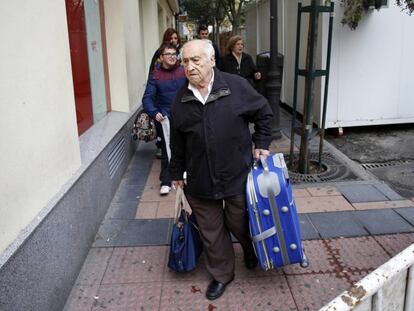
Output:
[160,185,171,195]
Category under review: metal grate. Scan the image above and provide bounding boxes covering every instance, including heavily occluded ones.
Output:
[361,160,408,170]
[108,136,126,179]
[287,152,361,184]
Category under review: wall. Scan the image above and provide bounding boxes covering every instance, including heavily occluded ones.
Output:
[325,3,414,128]
[123,0,148,110]
[0,0,81,254]
[281,1,414,128]
[142,0,160,73]
[103,0,130,112]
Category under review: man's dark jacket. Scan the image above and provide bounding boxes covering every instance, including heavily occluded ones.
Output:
[170,68,273,200]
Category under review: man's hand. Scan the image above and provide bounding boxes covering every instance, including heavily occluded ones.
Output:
[172,180,185,189]
[155,112,164,122]
[254,148,269,161]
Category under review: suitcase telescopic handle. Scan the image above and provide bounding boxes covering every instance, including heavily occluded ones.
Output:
[260,155,269,172]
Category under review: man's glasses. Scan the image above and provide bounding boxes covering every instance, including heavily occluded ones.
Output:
[161,53,177,57]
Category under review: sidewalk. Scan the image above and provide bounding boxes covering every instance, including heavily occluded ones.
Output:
[63,112,414,311]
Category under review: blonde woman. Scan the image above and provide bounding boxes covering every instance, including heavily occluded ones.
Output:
[220,35,261,86]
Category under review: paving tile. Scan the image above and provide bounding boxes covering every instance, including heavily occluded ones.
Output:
[112,185,141,203]
[353,209,414,235]
[102,246,167,284]
[144,172,161,187]
[306,186,341,197]
[105,201,139,220]
[395,207,414,226]
[308,211,368,238]
[121,171,149,186]
[106,219,171,247]
[164,253,210,281]
[93,219,130,247]
[225,276,297,310]
[373,233,414,257]
[75,248,114,285]
[353,200,414,210]
[91,283,161,311]
[156,200,175,218]
[298,214,320,240]
[283,239,337,275]
[328,236,390,272]
[295,196,354,213]
[159,279,225,311]
[140,185,176,202]
[338,184,389,203]
[373,183,404,201]
[292,188,311,198]
[118,171,148,187]
[63,283,99,311]
[232,243,283,278]
[135,201,158,219]
[150,159,161,172]
[287,273,350,311]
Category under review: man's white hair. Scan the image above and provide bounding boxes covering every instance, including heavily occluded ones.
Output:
[181,39,215,60]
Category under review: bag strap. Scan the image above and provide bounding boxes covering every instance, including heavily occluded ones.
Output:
[173,187,193,224]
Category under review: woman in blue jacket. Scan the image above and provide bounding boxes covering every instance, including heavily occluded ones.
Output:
[142,43,187,195]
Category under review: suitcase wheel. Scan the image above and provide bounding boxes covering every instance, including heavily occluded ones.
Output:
[300,255,309,268]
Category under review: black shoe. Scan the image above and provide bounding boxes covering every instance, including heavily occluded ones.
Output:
[244,253,258,270]
[206,276,234,300]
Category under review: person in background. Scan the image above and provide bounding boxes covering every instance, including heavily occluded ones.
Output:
[197,25,221,68]
[220,35,261,87]
[170,40,273,300]
[148,28,182,158]
[148,28,182,76]
[142,43,186,195]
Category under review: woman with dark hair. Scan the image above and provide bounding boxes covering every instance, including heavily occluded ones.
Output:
[220,35,261,86]
[148,28,182,76]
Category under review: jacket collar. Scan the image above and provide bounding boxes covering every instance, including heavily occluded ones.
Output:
[181,68,231,104]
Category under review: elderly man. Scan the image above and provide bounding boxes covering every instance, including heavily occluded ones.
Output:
[170,40,273,300]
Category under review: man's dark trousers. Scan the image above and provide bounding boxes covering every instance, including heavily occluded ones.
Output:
[186,194,254,283]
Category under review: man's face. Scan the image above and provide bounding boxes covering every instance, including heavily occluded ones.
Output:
[182,41,214,86]
[160,48,177,68]
[199,30,209,40]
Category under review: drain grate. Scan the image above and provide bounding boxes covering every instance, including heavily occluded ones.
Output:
[362,160,414,198]
[287,152,361,184]
[361,160,408,170]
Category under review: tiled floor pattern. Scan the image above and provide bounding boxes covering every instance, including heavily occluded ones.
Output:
[66,137,414,310]
[136,159,414,219]
[64,234,414,311]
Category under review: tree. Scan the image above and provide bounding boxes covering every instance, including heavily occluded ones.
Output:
[218,0,249,35]
[339,0,414,30]
[181,0,226,42]
[396,0,414,14]
[181,0,215,26]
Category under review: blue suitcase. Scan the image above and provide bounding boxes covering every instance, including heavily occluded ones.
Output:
[246,153,309,271]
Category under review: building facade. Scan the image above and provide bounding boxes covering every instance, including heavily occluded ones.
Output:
[0,1,179,310]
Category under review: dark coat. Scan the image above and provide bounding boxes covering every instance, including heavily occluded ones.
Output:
[170,68,273,200]
[142,63,187,119]
[220,52,258,85]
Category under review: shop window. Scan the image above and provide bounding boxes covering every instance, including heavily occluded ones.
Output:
[65,0,109,136]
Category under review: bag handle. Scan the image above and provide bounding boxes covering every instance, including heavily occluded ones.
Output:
[173,187,193,224]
